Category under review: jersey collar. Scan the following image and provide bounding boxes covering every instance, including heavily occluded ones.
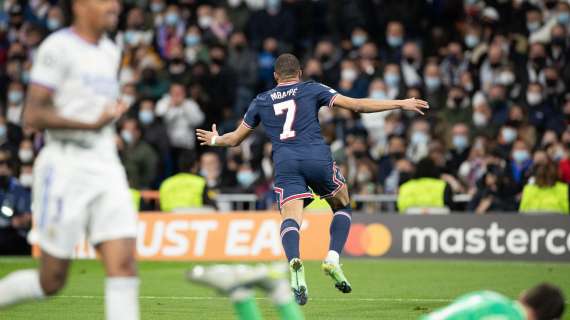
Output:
[277,81,300,87]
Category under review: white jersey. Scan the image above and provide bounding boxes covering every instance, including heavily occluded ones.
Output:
[30,28,121,161]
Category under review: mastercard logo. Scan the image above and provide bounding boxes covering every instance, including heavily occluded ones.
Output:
[345,223,392,256]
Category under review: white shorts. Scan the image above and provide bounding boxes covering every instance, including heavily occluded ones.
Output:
[32,143,137,259]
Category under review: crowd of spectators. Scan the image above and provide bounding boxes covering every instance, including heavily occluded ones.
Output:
[1,0,570,217]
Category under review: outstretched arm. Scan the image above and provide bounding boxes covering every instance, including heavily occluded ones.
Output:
[196,122,253,147]
[332,95,429,115]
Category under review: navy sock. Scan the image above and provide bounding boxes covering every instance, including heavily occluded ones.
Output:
[280,219,300,262]
[329,206,352,254]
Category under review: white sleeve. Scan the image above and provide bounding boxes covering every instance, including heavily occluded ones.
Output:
[184,100,205,127]
[30,37,67,91]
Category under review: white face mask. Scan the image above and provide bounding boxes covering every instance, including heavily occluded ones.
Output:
[198,16,213,29]
[473,112,488,127]
[341,69,358,82]
[121,94,136,107]
[18,148,33,162]
[19,173,33,187]
[526,92,542,106]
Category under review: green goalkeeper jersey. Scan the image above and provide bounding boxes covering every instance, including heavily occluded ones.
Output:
[420,291,527,320]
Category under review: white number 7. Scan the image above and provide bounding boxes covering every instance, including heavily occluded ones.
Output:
[273,100,297,140]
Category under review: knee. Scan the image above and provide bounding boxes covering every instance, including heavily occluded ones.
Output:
[106,255,138,277]
[40,270,67,296]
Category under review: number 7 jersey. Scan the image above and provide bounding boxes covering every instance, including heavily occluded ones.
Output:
[243,80,338,164]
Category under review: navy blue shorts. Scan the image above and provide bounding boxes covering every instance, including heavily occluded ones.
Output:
[274,159,346,208]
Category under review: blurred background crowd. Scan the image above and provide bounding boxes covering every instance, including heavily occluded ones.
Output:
[1,0,570,240]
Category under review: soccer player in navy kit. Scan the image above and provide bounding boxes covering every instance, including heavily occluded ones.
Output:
[197,54,429,305]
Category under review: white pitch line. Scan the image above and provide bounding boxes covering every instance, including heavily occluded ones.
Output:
[56,295,454,303]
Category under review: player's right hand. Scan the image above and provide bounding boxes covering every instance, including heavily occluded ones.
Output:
[196,124,220,146]
[400,98,429,115]
[93,101,128,130]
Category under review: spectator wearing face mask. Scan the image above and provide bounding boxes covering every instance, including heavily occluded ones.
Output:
[520,158,569,214]
[337,59,368,98]
[497,122,519,158]
[228,31,258,115]
[45,6,64,32]
[527,82,563,135]
[378,135,407,188]
[138,99,172,186]
[6,81,24,126]
[446,123,471,177]
[360,79,393,153]
[423,62,446,109]
[407,119,431,163]
[440,42,468,87]
[118,118,158,190]
[0,115,22,158]
[17,139,34,164]
[505,139,534,194]
[400,41,423,87]
[529,1,570,44]
[0,150,31,255]
[380,21,405,64]
[383,63,403,99]
[507,104,537,148]
[440,86,471,129]
[183,25,209,65]
[156,4,186,58]
[521,42,548,89]
[548,24,569,73]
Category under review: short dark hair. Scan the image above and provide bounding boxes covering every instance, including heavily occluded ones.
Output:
[521,283,565,320]
[415,157,440,179]
[274,54,301,78]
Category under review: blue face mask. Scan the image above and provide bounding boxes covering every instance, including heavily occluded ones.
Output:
[124,30,137,45]
[47,18,61,31]
[0,126,6,139]
[512,150,530,164]
[139,110,154,125]
[387,36,403,48]
[527,21,540,32]
[425,77,441,90]
[185,34,200,47]
[384,73,400,87]
[558,12,570,24]
[165,13,179,26]
[411,131,429,145]
[150,2,164,13]
[351,34,367,48]
[21,71,30,84]
[502,128,517,144]
[237,171,256,187]
[464,34,479,48]
[370,90,387,100]
[452,135,469,151]
[121,130,134,144]
[8,91,23,104]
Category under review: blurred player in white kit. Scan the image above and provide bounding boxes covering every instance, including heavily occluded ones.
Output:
[0,1,139,319]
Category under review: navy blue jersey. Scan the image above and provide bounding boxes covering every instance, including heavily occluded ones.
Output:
[243,80,338,164]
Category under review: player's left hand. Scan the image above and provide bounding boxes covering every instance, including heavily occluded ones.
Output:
[400,98,429,115]
[196,124,219,146]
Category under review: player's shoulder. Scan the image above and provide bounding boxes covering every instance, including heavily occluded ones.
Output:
[302,80,337,93]
[37,28,73,50]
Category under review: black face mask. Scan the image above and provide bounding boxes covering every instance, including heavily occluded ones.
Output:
[453,96,464,106]
[399,172,412,185]
[490,62,500,69]
[0,175,9,189]
[391,152,405,160]
[405,56,415,65]
[353,151,366,159]
[211,57,225,65]
[552,37,566,47]
[532,56,546,68]
[565,114,570,122]
[546,79,558,87]
[234,43,245,52]
[545,0,557,9]
[320,54,330,63]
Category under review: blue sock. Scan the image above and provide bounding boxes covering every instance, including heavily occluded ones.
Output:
[329,206,352,254]
[280,219,300,262]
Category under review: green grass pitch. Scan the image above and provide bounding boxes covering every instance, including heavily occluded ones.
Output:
[0,258,569,319]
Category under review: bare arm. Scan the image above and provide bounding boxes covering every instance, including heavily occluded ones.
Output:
[196,123,253,148]
[23,84,127,131]
[332,95,429,114]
